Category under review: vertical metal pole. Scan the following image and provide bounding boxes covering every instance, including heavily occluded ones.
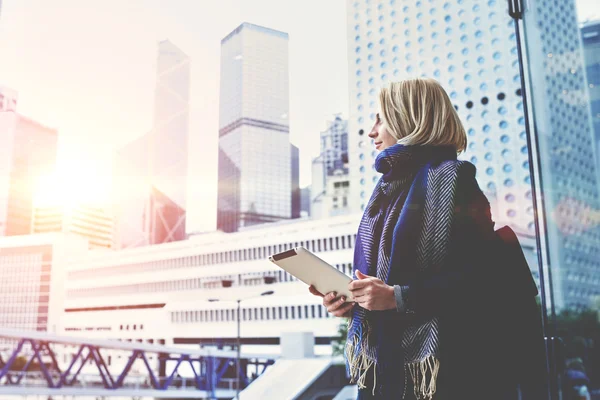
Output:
[236,299,241,400]
[507,0,559,398]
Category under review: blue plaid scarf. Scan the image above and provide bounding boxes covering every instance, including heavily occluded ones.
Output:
[345,144,467,399]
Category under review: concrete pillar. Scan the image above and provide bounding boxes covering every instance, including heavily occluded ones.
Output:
[280,332,315,359]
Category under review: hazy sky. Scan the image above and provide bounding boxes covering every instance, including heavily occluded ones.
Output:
[0,0,597,232]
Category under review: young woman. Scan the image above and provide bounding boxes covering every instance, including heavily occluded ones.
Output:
[310,78,518,399]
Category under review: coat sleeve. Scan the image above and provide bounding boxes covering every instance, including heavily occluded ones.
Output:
[394,163,497,316]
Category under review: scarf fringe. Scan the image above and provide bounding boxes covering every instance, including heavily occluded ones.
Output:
[345,318,377,394]
[407,355,440,400]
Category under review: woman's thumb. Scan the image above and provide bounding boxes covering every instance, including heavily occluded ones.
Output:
[356,270,368,279]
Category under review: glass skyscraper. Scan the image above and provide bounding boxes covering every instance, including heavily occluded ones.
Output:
[581,19,600,186]
[521,0,600,310]
[345,0,599,309]
[113,40,190,248]
[217,23,298,232]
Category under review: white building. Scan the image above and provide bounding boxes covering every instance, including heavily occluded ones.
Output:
[345,0,600,310]
[0,233,88,335]
[32,204,114,250]
[346,0,530,231]
[311,116,351,219]
[62,215,358,357]
[217,23,297,232]
[58,213,540,358]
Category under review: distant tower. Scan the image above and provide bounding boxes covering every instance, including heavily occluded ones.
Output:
[217,23,295,232]
[311,115,350,219]
[113,40,190,248]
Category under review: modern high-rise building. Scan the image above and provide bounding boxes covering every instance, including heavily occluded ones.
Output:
[311,115,350,218]
[0,89,58,237]
[32,204,114,250]
[521,1,600,310]
[346,0,530,229]
[345,0,600,309]
[113,40,190,249]
[581,20,600,185]
[217,23,296,232]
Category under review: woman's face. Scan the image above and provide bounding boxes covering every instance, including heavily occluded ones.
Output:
[368,112,397,151]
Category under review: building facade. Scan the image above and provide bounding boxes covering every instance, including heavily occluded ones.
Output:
[311,115,350,219]
[581,20,600,185]
[0,97,58,237]
[113,40,190,249]
[521,1,600,310]
[0,233,88,333]
[33,204,114,250]
[345,0,600,309]
[217,23,297,232]
[60,213,538,361]
[346,0,531,230]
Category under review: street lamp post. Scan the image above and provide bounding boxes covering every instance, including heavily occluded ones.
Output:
[236,298,241,399]
[209,275,275,400]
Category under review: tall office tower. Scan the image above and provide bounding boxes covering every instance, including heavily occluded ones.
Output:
[522,2,600,310]
[0,233,87,333]
[582,20,600,185]
[217,23,294,232]
[311,115,350,219]
[346,0,599,309]
[33,204,114,250]
[113,40,190,249]
[0,89,58,236]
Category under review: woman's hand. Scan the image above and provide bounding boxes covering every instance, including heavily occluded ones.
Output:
[348,270,396,311]
[308,285,355,318]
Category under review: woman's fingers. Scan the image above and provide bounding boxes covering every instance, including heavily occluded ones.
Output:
[308,285,324,297]
[332,301,355,317]
[322,291,338,306]
[327,295,351,312]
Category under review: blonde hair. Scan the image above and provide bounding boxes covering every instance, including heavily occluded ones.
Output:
[378,78,467,153]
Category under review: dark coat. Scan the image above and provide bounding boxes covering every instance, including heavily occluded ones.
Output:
[360,166,547,399]
[414,168,547,399]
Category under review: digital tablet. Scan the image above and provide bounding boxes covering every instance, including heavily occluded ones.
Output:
[269,246,353,302]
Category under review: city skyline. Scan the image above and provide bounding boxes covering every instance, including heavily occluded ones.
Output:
[0,0,597,234]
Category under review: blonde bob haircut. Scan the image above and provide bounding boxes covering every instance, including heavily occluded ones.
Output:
[378,78,467,153]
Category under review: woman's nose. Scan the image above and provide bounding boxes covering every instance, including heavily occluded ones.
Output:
[368,125,377,138]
